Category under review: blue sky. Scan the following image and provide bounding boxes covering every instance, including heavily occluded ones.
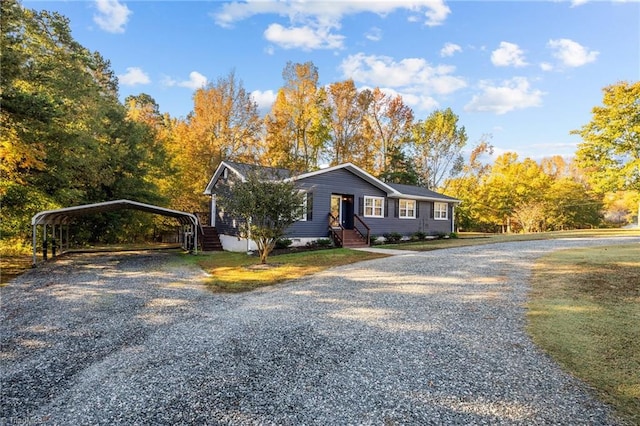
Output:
[26,0,640,160]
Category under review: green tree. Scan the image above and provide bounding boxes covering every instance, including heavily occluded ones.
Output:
[573,81,640,193]
[412,108,467,190]
[1,2,166,244]
[377,145,419,185]
[218,174,304,264]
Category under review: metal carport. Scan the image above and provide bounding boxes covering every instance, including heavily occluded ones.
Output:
[31,199,199,265]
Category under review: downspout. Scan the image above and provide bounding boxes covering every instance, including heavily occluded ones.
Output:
[451,204,456,233]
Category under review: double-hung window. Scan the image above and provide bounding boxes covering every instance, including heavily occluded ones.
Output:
[399,199,416,219]
[434,202,448,220]
[364,196,384,218]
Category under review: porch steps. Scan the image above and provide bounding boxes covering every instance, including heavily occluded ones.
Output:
[201,226,223,251]
[341,229,369,248]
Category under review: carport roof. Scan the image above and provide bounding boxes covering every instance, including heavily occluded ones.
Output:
[32,199,198,226]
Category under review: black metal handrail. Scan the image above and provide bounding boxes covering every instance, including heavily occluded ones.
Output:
[354,215,371,246]
[328,213,344,247]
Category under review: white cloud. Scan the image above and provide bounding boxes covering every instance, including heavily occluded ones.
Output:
[570,0,589,7]
[358,85,439,112]
[340,53,466,96]
[365,27,383,42]
[464,77,544,115]
[162,72,207,90]
[440,42,462,57]
[491,42,528,67]
[93,0,131,34]
[213,1,451,27]
[264,23,344,50]
[117,67,150,86]
[211,1,450,51]
[547,38,599,67]
[251,89,277,112]
[540,62,554,72]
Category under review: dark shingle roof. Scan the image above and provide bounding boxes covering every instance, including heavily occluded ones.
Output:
[387,183,459,202]
[224,161,292,181]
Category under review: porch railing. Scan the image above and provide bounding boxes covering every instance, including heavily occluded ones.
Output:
[354,215,371,246]
[328,213,344,247]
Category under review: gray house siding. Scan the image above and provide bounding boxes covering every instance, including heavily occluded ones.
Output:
[368,200,453,237]
[286,168,387,238]
[206,162,458,246]
[287,168,454,238]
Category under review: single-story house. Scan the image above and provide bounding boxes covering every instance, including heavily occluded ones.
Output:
[203,161,461,251]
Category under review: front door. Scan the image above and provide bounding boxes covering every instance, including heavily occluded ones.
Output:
[342,196,354,229]
[331,194,354,229]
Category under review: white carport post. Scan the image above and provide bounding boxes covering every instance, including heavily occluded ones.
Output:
[32,223,38,266]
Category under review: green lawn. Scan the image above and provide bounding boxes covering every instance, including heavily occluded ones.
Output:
[185,248,388,292]
[527,243,640,424]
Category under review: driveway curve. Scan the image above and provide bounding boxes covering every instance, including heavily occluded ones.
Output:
[2,237,638,425]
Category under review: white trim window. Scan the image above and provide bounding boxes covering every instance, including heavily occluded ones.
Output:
[434,202,448,220]
[297,192,308,222]
[364,196,384,218]
[399,199,416,219]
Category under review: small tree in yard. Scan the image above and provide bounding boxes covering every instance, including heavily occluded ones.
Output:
[218,174,304,264]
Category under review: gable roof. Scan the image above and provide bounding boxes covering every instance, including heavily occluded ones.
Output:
[204,161,460,203]
[204,160,291,194]
[287,163,399,195]
[387,183,460,203]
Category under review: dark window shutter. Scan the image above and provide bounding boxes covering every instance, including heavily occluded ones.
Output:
[306,192,313,221]
[384,198,389,217]
[416,201,420,218]
[394,199,399,218]
[358,197,364,215]
[430,202,435,219]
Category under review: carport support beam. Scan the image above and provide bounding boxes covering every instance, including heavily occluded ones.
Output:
[42,224,47,261]
[32,224,37,267]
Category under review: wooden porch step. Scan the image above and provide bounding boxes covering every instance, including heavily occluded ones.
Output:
[200,226,224,251]
[341,229,369,248]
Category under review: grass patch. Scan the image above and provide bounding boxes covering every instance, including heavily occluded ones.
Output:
[527,243,640,424]
[187,248,388,293]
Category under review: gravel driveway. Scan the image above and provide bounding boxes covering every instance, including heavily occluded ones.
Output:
[2,237,638,425]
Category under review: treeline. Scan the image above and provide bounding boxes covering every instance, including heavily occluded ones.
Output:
[1,1,172,244]
[2,1,637,247]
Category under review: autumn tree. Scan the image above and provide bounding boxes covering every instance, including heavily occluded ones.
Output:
[217,173,304,264]
[480,153,551,232]
[172,71,263,211]
[444,138,494,231]
[365,88,414,178]
[573,81,640,193]
[325,79,374,169]
[411,108,467,190]
[544,178,602,230]
[265,61,330,172]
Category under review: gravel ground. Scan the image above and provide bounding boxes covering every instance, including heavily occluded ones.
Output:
[1,237,638,425]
